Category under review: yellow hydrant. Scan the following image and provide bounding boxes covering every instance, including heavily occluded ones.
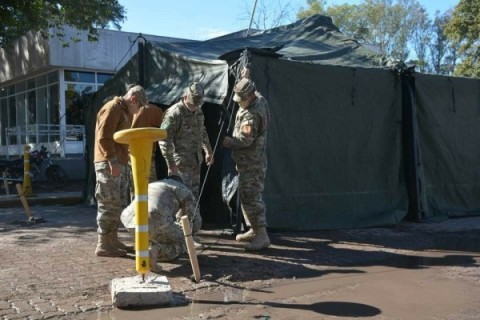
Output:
[22,145,33,196]
[113,128,166,278]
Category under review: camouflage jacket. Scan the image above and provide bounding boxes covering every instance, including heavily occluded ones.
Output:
[230,92,270,167]
[159,100,212,168]
[120,178,195,229]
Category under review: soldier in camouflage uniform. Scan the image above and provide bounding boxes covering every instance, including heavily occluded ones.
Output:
[159,82,213,246]
[93,85,147,257]
[120,175,201,273]
[223,68,271,251]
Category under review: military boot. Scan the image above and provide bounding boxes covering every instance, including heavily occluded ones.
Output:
[235,228,255,242]
[192,235,204,250]
[95,233,127,257]
[111,229,135,253]
[244,227,271,251]
[149,248,162,273]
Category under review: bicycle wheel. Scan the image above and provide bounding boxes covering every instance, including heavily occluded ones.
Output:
[46,165,69,188]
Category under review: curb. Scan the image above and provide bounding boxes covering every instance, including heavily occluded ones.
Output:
[0,192,84,208]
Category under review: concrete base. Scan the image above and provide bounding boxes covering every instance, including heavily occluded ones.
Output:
[111,275,172,308]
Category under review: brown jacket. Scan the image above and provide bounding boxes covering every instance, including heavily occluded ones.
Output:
[94,97,131,165]
[131,103,164,128]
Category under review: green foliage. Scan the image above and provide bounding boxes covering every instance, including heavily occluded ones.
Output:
[297,0,326,20]
[0,0,125,48]
[296,0,463,76]
[445,0,480,78]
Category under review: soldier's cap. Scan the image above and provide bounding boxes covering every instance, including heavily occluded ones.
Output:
[186,82,205,106]
[233,78,256,102]
[127,85,148,106]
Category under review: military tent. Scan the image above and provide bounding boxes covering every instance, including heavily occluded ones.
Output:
[85,14,480,231]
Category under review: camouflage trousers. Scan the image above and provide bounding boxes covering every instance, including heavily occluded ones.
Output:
[150,216,186,261]
[238,164,268,228]
[178,163,202,232]
[177,163,201,199]
[95,161,130,234]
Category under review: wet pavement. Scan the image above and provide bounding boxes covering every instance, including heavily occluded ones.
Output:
[0,202,479,319]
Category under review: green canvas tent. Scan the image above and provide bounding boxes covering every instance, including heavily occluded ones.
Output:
[84,14,480,230]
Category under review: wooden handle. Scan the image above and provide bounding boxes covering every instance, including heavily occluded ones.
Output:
[180,216,201,282]
[16,184,33,219]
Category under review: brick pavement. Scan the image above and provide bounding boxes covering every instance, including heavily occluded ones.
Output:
[1,202,480,319]
[0,204,138,319]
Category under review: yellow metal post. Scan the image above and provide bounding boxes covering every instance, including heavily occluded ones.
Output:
[114,128,167,277]
[22,145,33,196]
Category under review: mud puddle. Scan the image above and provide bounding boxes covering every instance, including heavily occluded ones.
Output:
[88,249,480,320]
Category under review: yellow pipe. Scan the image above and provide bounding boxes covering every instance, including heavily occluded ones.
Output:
[22,145,33,197]
[114,128,167,276]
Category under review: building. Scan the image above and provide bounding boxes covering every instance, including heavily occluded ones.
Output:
[0,26,191,158]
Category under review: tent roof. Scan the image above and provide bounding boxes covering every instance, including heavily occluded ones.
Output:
[149,14,390,68]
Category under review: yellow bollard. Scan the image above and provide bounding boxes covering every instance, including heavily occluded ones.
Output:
[22,145,33,196]
[114,128,167,277]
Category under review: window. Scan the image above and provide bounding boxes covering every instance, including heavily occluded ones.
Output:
[97,73,113,84]
[0,99,7,145]
[64,70,95,83]
[47,71,58,84]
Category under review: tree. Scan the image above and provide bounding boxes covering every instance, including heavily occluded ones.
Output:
[410,6,431,73]
[297,0,326,20]
[242,0,294,31]
[324,4,369,41]
[444,0,480,78]
[429,11,457,75]
[0,0,125,48]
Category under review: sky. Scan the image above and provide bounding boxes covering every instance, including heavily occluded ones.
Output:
[118,0,460,40]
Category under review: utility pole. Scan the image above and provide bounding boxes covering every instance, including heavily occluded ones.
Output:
[246,0,258,36]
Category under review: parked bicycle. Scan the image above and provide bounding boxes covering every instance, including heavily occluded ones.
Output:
[0,145,68,188]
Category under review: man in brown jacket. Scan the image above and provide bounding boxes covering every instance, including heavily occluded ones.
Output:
[94,85,147,257]
[131,103,165,181]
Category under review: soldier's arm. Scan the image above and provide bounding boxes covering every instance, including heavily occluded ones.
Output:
[159,109,179,169]
[226,112,259,149]
[96,105,122,161]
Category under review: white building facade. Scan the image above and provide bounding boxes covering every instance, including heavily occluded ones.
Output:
[0,27,186,158]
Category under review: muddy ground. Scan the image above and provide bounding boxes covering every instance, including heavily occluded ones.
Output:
[1,203,479,320]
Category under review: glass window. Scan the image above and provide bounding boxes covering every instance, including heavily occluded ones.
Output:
[8,85,15,95]
[47,71,58,84]
[8,96,16,144]
[97,73,114,84]
[27,78,35,90]
[15,82,25,93]
[0,99,6,145]
[16,93,26,143]
[36,75,47,87]
[37,87,48,143]
[65,70,95,83]
[65,84,93,125]
[0,87,6,98]
[27,91,36,124]
[26,90,37,143]
[49,84,59,126]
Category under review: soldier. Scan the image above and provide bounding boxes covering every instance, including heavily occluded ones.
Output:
[159,82,214,245]
[223,68,271,251]
[120,175,201,273]
[93,85,146,257]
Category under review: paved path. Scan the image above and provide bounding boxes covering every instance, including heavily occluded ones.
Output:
[1,204,480,319]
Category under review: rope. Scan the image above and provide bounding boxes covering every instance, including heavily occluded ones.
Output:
[114,34,144,72]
